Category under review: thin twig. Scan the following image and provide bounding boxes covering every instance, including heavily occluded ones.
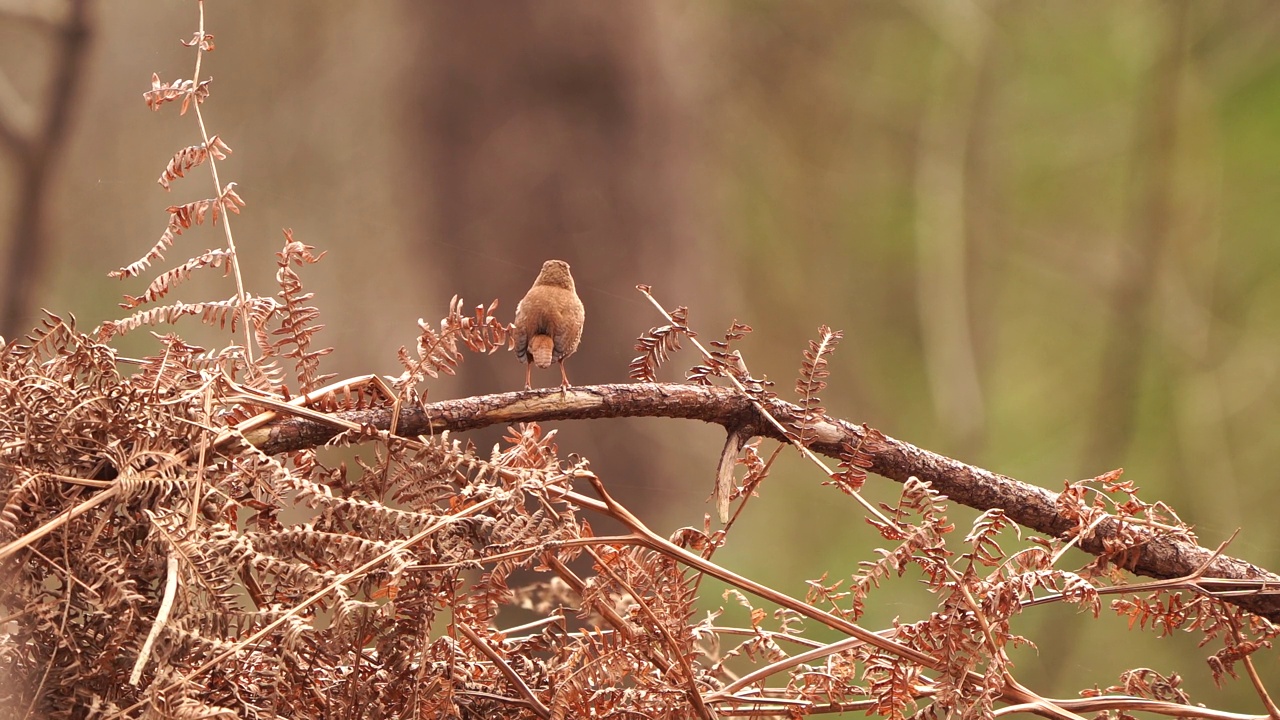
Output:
[638,288,895,527]
[0,485,118,564]
[455,622,551,720]
[584,544,714,720]
[1240,652,1279,720]
[189,0,255,363]
[129,554,178,685]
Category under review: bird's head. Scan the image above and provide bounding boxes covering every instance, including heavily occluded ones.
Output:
[535,259,575,290]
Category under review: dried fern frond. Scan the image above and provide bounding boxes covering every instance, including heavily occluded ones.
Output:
[792,325,842,444]
[395,296,509,391]
[110,184,245,281]
[133,332,210,396]
[686,320,752,386]
[630,297,693,382]
[159,135,231,190]
[267,231,335,393]
[825,424,885,496]
[95,295,281,343]
[1086,668,1190,705]
[7,310,76,362]
[109,218,181,280]
[144,72,212,115]
[119,249,234,309]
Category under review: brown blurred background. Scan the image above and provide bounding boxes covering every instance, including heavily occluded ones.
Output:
[3,0,1279,709]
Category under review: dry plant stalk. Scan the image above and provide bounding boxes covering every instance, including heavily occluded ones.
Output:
[1,4,1278,720]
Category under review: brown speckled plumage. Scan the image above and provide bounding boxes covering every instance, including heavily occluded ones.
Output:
[514,260,584,389]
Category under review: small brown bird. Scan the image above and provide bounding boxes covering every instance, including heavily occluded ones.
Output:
[514,259,585,389]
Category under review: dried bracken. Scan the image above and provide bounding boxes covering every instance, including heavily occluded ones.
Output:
[2,3,1278,720]
[396,296,510,393]
[158,136,230,190]
[268,232,334,393]
[629,290,693,382]
[687,319,753,387]
[143,72,212,115]
[792,324,841,445]
[109,184,244,281]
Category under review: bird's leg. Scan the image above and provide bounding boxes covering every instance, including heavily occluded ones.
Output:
[524,362,533,390]
[559,361,570,388]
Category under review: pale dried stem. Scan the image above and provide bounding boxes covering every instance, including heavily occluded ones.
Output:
[190,0,255,363]
[705,634,873,703]
[1241,653,1279,719]
[129,554,178,685]
[455,622,551,720]
[638,288,893,527]
[582,544,714,720]
[0,485,118,563]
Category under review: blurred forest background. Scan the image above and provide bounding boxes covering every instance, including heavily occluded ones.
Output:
[2,0,1279,710]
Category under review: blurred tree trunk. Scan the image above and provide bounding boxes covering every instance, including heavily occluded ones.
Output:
[404,1,708,515]
[0,0,92,339]
[1083,0,1189,472]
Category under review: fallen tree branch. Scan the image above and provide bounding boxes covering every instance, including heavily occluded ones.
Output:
[244,381,1280,621]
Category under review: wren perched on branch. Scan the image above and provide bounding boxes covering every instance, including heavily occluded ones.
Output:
[514,259,585,389]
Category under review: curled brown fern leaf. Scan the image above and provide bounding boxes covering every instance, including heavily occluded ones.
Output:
[110,184,245,281]
[269,231,334,394]
[826,424,885,497]
[159,136,231,190]
[95,295,280,343]
[630,299,693,382]
[792,325,841,444]
[686,320,751,386]
[396,296,509,391]
[144,72,211,115]
[119,249,234,309]
[8,310,76,362]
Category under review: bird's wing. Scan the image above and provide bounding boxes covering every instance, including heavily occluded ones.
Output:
[551,296,583,360]
[513,300,531,360]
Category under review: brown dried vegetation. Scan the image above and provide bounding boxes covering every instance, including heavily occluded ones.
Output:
[2,4,1279,720]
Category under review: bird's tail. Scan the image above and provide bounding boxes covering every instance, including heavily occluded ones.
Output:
[530,335,554,368]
